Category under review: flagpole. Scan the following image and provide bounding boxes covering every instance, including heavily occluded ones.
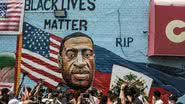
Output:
[15,32,23,96]
[14,0,25,96]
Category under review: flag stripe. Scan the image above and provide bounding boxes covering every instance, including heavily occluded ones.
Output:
[7,2,22,5]
[5,13,21,16]
[50,38,61,46]
[21,64,58,87]
[7,8,22,11]
[50,46,59,53]
[0,24,19,27]
[21,61,62,82]
[0,28,18,31]
[50,57,59,63]
[7,3,22,7]
[22,53,61,73]
[22,49,58,67]
[7,11,22,14]
[7,6,22,9]
[50,50,59,55]
[50,53,58,59]
[0,22,19,25]
[5,16,20,18]
[21,57,61,78]
[0,26,19,30]
[0,17,21,20]
[51,34,62,42]
[50,42,60,49]
[0,20,20,22]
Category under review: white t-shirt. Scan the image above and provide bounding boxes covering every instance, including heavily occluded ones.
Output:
[8,98,19,104]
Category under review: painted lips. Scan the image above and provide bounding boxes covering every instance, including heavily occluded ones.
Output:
[73,74,89,80]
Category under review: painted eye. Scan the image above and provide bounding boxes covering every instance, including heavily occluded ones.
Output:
[69,54,75,58]
[66,52,76,59]
[83,50,93,58]
[84,54,91,58]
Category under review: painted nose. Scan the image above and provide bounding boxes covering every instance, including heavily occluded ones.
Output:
[74,53,86,68]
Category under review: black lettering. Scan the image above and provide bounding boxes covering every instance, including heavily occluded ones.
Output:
[61,0,65,10]
[71,0,78,10]
[52,0,58,10]
[44,0,51,10]
[65,19,71,30]
[37,0,44,10]
[79,0,86,11]
[25,0,30,10]
[67,0,70,10]
[116,38,122,47]
[72,20,78,30]
[124,38,127,47]
[58,19,64,29]
[80,20,87,31]
[44,19,89,31]
[44,19,51,29]
[51,20,58,29]
[127,37,133,47]
[87,0,96,11]
[31,0,37,10]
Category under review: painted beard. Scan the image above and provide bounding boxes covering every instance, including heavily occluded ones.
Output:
[62,65,94,91]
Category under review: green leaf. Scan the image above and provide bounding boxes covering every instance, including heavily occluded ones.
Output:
[0,52,16,69]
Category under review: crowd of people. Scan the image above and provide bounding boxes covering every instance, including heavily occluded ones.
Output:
[0,82,182,104]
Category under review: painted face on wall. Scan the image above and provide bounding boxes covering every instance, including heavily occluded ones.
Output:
[59,36,95,91]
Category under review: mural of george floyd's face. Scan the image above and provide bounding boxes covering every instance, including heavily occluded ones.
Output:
[59,36,95,91]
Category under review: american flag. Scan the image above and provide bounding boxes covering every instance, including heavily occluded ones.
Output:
[0,0,24,33]
[21,22,63,89]
[0,83,14,96]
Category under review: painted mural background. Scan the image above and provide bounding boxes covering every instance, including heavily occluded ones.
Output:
[1,0,185,103]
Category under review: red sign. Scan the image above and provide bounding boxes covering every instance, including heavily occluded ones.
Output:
[148,0,185,56]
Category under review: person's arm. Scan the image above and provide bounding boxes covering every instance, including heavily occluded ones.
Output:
[76,95,81,104]
[152,96,156,104]
[29,84,38,97]
[143,97,149,104]
[119,83,127,104]
[33,82,43,96]
[31,80,44,97]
